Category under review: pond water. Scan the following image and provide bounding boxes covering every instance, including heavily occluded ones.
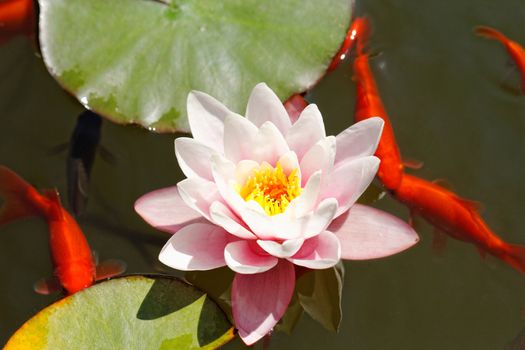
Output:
[1,0,525,349]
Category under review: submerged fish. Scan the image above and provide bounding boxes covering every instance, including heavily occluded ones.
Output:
[393,174,525,275]
[348,18,525,275]
[67,111,103,216]
[475,25,525,94]
[352,17,405,191]
[0,166,125,294]
[327,17,369,72]
[0,0,34,45]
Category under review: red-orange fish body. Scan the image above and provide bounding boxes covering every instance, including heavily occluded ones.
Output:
[0,0,34,45]
[352,19,404,191]
[327,17,369,72]
[475,26,525,94]
[393,174,525,274]
[0,166,96,294]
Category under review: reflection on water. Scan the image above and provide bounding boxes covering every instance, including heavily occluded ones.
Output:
[1,0,525,348]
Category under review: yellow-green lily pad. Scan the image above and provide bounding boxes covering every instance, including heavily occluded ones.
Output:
[4,275,234,350]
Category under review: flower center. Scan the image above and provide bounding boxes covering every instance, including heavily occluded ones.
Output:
[239,162,301,216]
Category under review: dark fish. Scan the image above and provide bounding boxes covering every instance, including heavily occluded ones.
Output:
[67,110,103,216]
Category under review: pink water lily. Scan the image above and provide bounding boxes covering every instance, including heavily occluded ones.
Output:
[135,83,418,345]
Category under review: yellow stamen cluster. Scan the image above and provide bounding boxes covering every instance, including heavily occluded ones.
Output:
[239,162,301,216]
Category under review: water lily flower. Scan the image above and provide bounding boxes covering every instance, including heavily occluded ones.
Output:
[135,83,418,345]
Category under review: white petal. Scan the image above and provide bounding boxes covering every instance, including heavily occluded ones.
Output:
[246,83,292,135]
[235,160,260,186]
[224,240,278,274]
[159,223,229,270]
[330,204,419,260]
[335,117,384,165]
[277,151,301,181]
[209,201,257,239]
[286,104,326,159]
[187,91,232,152]
[257,239,304,258]
[285,171,321,218]
[134,186,203,234]
[211,155,247,215]
[177,177,221,221]
[174,137,216,180]
[250,121,290,165]
[223,113,258,163]
[299,136,336,186]
[240,197,338,241]
[321,156,380,217]
[288,231,341,269]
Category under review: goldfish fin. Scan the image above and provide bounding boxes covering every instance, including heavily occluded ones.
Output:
[34,277,62,295]
[95,259,127,281]
[477,247,488,260]
[497,244,525,275]
[432,229,448,256]
[46,142,69,156]
[92,250,99,265]
[474,26,508,43]
[455,197,484,214]
[99,145,117,165]
[402,158,424,170]
[0,166,41,224]
[432,178,453,190]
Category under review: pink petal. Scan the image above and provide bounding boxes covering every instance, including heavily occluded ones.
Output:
[257,239,304,258]
[285,104,326,159]
[329,204,419,260]
[320,156,380,217]
[134,186,203,234]
[335,117,384,165]
[174,137,216,180]
[187,91,231,152]
[232,260,295,345]
[250,122,290,165]
[209,201,257,239]
[299,136,336,186]
[246,83,292,135]
[159,223,229,270]
[223,113,258,163]
[224,240,278,274]
[289,231,341,269]
[177,177,222,221]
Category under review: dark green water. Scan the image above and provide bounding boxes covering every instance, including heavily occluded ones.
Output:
[1,0,525,348]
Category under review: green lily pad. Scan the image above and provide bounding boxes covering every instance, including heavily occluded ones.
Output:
[297,262,345,332]
[39,0,352,132]
[4,275,234,350]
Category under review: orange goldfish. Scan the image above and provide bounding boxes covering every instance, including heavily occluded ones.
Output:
[352,17,404,191]
[0,0,34,45]
[475,25,525,94]
[393,174,525,274]
[0,166,125,294]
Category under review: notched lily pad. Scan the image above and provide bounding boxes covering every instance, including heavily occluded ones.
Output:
[39,0,352,132]
[5,275,234,350]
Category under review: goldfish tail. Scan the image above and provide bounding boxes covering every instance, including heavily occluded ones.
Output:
[496,243,525,275]
[474,26,508,44]
[0,166,41,224]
